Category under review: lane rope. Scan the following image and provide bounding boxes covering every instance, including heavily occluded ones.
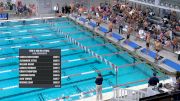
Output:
[57,28,119,71]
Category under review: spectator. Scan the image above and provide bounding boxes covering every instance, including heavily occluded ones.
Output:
[174,77,180,91]
[23,4,28,16]
[54,3,59,14]
[154,26,159,40]
[165,29,173,41]
[170,11,177,23]
[0,1,3,7]
[91,5,95,15]
[95,73,103,101]
[78,6,83,16]
[87,13,92,21]
[85,2,179,55]
[175,24,180,32]
[27,4,33,17]
[17,1,23,15]
[0,2,3,13]
[172,37,178,52]
[31,4,36,15]
[62,6,65,14]
[162,17,169,27]
[70,3,75,13]
[65,5,68,14]
[7,2,13,10]
[176,71,180,80]
[67,5,71,14]
[116,15,124,34]
[11,0,16,11]
[143,20,148,31]
[164,37,171,48]
[137,28,146,40]
[159,31,164,43]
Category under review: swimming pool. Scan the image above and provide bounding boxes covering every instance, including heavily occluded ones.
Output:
[0,18,167,101]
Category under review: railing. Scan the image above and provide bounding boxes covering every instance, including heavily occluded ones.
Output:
[113,88,147,101]
[47,76,167,101]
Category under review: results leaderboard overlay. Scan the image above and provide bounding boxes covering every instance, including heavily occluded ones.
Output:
[19,49,61,88]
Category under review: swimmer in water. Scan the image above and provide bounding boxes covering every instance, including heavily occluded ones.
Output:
[43,19,46,23]
[22,20,26,25]
[1,22,4,26]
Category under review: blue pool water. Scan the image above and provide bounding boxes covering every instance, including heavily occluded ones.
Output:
[0,18,167,101]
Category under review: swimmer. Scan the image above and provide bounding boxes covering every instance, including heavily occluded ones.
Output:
[22,20,26,25]
[154,39,162,63]
[1,22,4,26]
[164,38,171,48]
[107,21,113,36]
[70,3,75,13]
[43,19,46,23]
[108,21,113,32]
[146,31,151,54]
[78,7,83,16]
[87,13,92,21]
[96,16,102,26]
[135,28,142,41]
[125,24,133,43]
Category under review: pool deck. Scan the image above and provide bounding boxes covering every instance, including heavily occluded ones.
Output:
[1,15,179,101]
[68,14,180,75]
[77,79,172,101]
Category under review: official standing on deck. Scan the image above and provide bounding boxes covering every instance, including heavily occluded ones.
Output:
[95,73,103,101]
[148,73,159,87]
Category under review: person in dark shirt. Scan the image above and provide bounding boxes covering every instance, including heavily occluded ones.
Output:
[95,73,103,101]
[65,5,68,14]
[67,6,71,14]
[62,6,65,14]
[175,78,180,90]
[148,73,159,86]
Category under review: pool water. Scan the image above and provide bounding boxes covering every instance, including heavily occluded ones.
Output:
[0,18,167,101]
